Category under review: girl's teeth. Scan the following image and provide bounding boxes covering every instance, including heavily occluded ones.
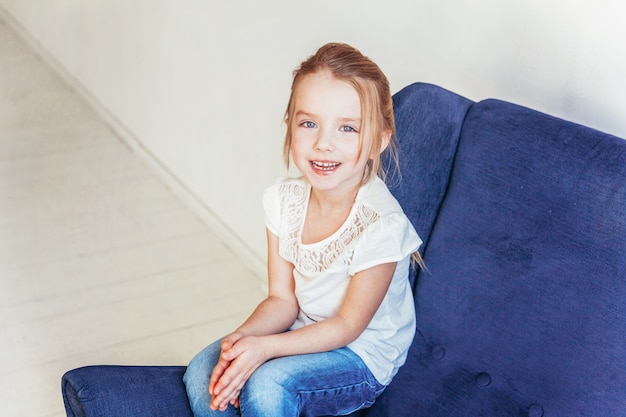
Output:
[312,161,340,171]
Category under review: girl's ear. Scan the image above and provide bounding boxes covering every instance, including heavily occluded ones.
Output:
[379,130,392,154]
[369,130,392,159]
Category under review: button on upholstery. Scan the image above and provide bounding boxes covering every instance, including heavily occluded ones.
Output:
[432,346,445,360]
[475,372,491,387]
[528,404,544,417]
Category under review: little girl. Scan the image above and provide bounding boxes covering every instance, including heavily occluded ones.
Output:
[184,42,422,417]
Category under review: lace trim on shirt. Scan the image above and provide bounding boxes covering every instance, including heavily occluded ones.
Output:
[278,181,380,274]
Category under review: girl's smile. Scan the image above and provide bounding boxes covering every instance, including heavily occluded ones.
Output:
[310,160,341,174]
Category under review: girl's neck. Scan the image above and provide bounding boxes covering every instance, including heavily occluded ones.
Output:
[300,183,361,245]
[309,184,359,215]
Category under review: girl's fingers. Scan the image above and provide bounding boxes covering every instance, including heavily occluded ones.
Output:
[212,373,246,410]
[215,380,241,408]
[219,389,241,410]
[208,357,230,395]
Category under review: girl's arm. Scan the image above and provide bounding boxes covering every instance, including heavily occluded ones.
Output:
[260,259,396,355]
[210,229,397,410]
[229,229,299,337]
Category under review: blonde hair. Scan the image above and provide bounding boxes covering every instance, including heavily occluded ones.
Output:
[283,43,425,270]
[283,42,398,184]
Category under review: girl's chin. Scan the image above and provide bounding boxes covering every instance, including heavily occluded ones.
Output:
[303,172,337,188]
[304,173,362,194]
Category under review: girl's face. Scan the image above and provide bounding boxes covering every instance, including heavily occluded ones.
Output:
[289,70,372,198]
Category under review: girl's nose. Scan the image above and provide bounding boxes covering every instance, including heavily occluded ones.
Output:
[314,129,334,152]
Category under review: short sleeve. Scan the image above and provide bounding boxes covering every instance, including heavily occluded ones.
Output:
[262,182,281,236]
[348,213,422,275]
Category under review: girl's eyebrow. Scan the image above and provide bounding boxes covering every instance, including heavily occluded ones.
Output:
[294,110,360,124]
[294,110,316,119]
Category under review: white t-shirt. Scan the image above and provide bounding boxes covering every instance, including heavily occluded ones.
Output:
[263,176,422,385]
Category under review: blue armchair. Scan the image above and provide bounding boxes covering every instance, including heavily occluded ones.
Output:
[62,83,626,417]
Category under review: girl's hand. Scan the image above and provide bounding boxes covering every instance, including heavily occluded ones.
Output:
[208,333,243,410]
[209,335,272,411]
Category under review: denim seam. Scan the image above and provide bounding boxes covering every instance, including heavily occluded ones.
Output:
[296,379,383,415]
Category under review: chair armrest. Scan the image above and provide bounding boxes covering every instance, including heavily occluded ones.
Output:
[61,365,193,417]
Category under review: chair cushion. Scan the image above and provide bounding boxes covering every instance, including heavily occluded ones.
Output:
[62,365,192,417]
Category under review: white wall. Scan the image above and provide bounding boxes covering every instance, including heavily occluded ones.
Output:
[1,0,624,278]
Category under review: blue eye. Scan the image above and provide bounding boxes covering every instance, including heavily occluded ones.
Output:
[340,125,357,133]
[302,121,316,128]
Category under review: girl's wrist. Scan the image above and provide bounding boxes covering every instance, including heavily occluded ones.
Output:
[257,334,279,361]
[232,327,252,339]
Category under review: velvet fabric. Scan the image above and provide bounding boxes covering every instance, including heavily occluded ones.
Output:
[62,366,192,417]
[62,83,626,417]
[364,89,626,417]
[384,83,474,283]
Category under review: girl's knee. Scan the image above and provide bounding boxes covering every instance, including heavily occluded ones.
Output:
[247,360,293,391]
[239,363,297,416]
[184,343,219,385]
[183,361,210,409]
[183,339,223,413]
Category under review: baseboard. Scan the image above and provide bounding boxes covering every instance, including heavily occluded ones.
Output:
[0,5,267,283]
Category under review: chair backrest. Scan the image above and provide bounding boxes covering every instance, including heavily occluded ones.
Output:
[384,83,474,282]
[369,83,626,416]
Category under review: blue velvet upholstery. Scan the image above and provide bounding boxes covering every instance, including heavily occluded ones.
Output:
[62,366,192,417]
[384,83,474,283]
[62,83,626,417]
[364,87,626,417]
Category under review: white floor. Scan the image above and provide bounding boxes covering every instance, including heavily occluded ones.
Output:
[0,16,264,417]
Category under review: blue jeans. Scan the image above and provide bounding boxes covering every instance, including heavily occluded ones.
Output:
[183,338,385,417]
